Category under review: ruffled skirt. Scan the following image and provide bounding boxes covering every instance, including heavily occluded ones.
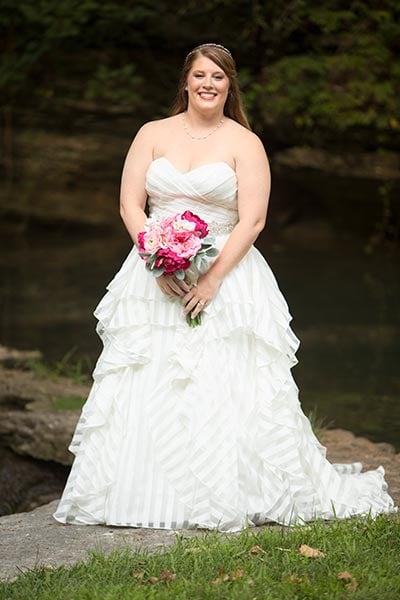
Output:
[53,241,396,532]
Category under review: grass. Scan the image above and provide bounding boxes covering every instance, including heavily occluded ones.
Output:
[306,405,333,439]
[51,395,86,411]
[25,346,93,384]
[1,514,399,599]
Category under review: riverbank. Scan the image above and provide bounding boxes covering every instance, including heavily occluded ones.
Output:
[0,343,399,581]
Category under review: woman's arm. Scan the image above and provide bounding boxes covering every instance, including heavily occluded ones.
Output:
[119,122,154,245]
[119,122,191,298]
[183,131,271,318]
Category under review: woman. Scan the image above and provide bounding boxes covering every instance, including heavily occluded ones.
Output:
[53,43,396,532]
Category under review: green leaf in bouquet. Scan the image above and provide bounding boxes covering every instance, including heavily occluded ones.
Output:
[175,269,186,280]
[148,254,158,267]
[151,267,165,277]
[205,248,219,257]
[193,254,203,269]
[202,235,216,245]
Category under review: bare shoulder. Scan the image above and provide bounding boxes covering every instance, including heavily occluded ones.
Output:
[224,120,270,188]
[127,115,181,158]
[224,119,267,163]
[137,114,181,137]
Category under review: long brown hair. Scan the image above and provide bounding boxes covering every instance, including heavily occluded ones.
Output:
[170,44,251,130]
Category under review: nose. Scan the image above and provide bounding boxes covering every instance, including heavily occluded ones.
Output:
[203,75,213,89]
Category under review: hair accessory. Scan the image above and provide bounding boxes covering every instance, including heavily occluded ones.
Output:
[186,43,232,60]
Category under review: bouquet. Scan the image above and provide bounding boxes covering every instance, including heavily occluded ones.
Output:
[137,211,219,326]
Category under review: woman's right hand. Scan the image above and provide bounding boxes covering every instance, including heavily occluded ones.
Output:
[156,274,192,297]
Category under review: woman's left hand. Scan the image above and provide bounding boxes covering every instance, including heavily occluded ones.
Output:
[182,272,222,319]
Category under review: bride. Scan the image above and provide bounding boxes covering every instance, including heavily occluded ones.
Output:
[53,43,396,532]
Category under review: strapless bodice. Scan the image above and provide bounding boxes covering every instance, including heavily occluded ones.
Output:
[145,157,239,235]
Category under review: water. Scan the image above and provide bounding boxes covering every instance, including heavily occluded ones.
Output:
[1,217,399,449]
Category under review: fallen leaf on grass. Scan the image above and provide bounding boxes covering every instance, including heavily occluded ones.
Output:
[338,571,359,592]
[250,544,266,555]
[298,544,326,558]
[346,580,359,592]
[337,571,352,581]
[135,568,176,587]
[159,568,176,582]
[288,575,303,584]
[230,568,244,581]
[287,573,311,584]
[212,567,244,584]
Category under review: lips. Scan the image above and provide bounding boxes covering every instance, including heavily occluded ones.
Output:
[198,92,217,100]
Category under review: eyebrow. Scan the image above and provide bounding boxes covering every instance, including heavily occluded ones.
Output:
[192,69,225,74]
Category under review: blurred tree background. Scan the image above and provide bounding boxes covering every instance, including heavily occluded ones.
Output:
[1,0,399,146]
[1,0,400,234]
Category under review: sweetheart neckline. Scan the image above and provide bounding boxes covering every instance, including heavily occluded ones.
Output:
[150,156,237,177]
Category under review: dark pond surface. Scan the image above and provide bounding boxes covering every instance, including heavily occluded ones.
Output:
[1,210,399,449]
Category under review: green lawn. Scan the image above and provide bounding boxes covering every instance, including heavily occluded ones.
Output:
[1,514,399,599]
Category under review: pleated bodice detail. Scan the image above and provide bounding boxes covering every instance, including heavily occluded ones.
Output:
[146,157,239,235]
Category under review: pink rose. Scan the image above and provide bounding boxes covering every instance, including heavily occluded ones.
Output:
[154,248,191,274]
[137,231,146,252]
[143,228,165,253]
[165,229,202,258]
[182,211,209,238]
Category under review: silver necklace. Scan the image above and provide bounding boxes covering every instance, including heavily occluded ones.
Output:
[182,112,224,140]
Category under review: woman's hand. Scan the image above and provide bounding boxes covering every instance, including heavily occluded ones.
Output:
[156,274,192,297]
[182,272,222,319]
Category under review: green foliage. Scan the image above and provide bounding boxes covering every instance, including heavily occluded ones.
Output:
[84,64,143,107]
[1,0,400,147]
[251,1,400,147]
[26,346,92,383]
[51,395,86,410]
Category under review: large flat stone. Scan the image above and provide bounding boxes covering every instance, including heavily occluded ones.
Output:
[0,500,206,582]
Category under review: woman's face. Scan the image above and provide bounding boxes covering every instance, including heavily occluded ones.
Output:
[185,55,230,114]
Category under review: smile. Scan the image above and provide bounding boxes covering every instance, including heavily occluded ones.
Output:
[198,92,217,100]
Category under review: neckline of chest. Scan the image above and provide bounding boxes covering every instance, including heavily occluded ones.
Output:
[149,156,237,178]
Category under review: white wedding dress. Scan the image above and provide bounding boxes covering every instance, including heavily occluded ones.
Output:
[53,157,396,532]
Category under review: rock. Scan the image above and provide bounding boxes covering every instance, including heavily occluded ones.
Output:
[0,344,89,465]
[0,410,79,465]
[320,428,400,506]
[0,447,68,515]
[0,345,42,369]
[273,147,400,180]
[0,347,88,515]
[0,127,124,230]
[0,500,208,582]
[0,345,90,413]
